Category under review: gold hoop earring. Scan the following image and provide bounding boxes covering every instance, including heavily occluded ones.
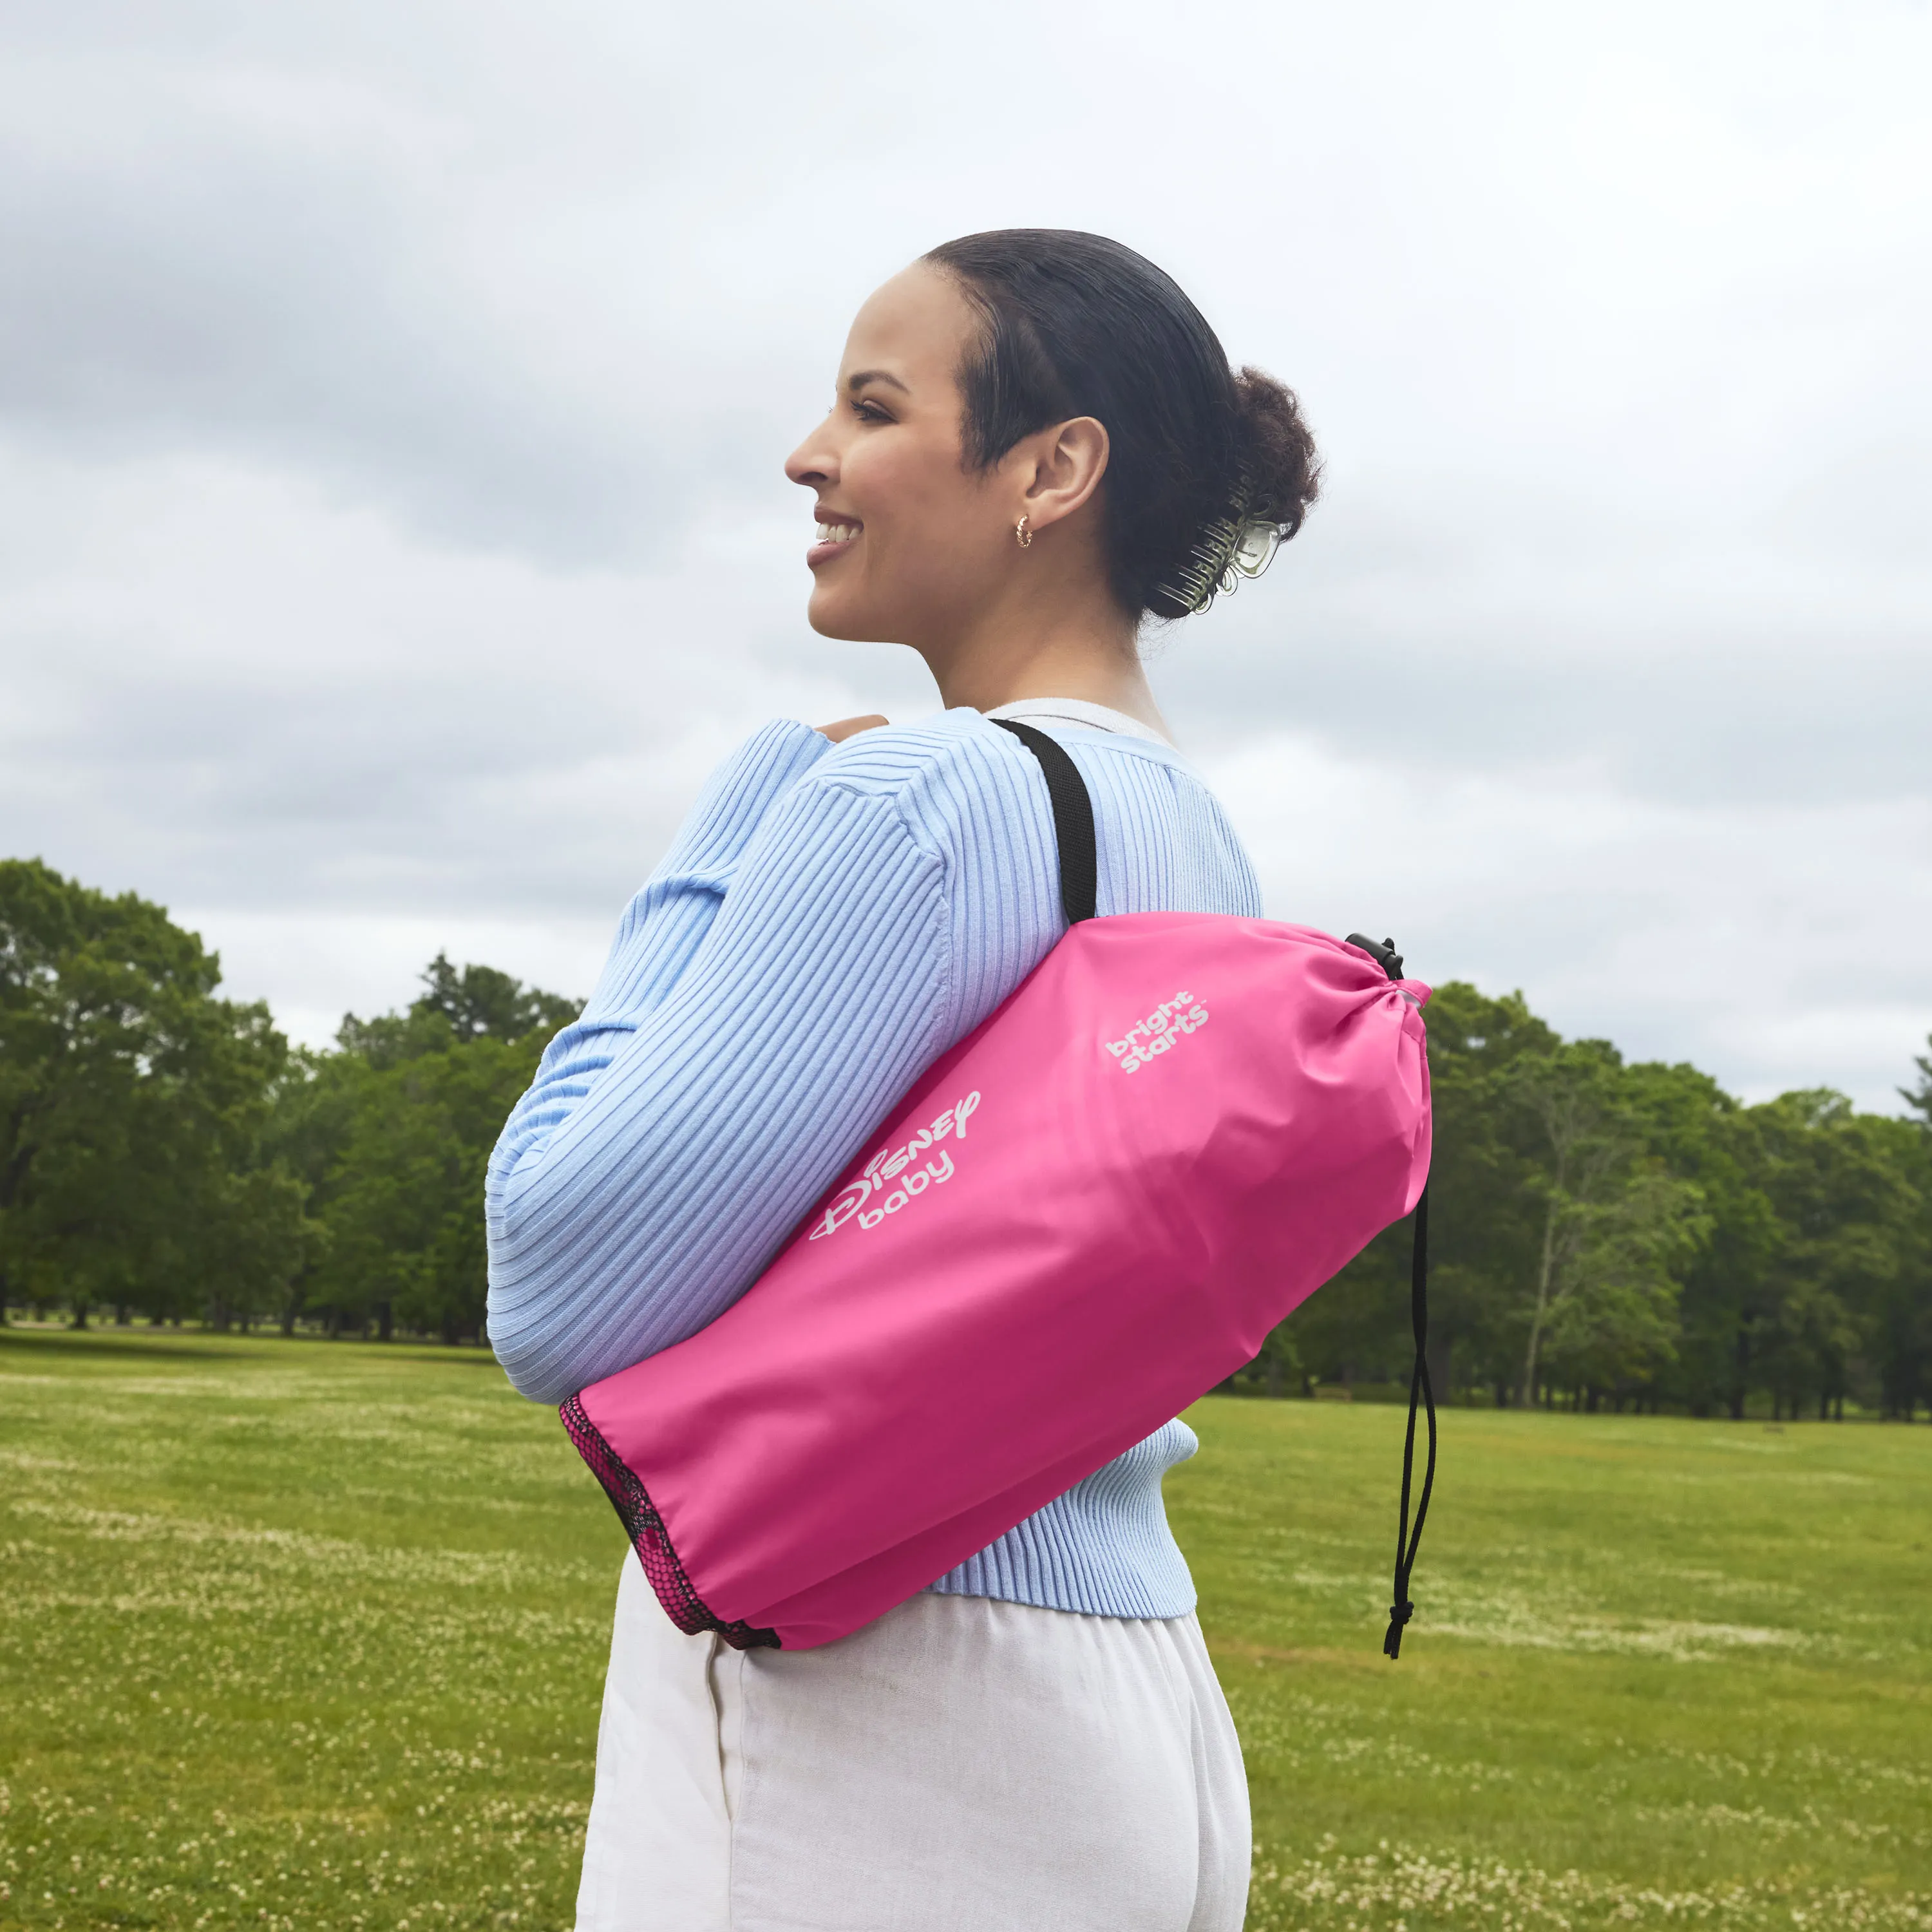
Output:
[1014,515,1032,549]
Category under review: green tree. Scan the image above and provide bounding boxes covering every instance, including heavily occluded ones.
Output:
[0,859,298,1324]
[1902,1037,1932,1133]
[1419,985,1566,1402]
[1287,983,1560,1399]
[314,1036,544,1343]
[1507,1045,1705,1407]
[1747,1092,1922,1419]
[415,953,580,1044]
[201,1165,316,1332]
[274,955,579,1341]
[1258,981,1932,1420]
[1621,1061,1779,1417]
[1895,1037,1932,1418]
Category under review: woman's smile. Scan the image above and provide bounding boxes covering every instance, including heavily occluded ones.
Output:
[808,513,863,569]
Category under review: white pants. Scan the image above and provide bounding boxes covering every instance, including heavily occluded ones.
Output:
[575,1551,1250,1932]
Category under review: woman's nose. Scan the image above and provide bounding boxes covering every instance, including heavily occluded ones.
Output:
[785,419,838,489]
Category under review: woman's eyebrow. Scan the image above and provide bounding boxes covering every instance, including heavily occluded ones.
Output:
[845,369,910,394]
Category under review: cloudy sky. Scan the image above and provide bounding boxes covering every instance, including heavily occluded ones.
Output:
[4,0,1928,1110]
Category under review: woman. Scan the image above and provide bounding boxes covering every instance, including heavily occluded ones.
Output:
[486,229,1320,1932]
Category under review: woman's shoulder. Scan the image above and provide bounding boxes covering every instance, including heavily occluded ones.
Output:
[796,712,1251,896]
[788,710,1038,830]
[792,707,1238,835]
[741,708,1256,920]
[804,708,1010,782]
[681,715,995,857]
[799,708,1200,802]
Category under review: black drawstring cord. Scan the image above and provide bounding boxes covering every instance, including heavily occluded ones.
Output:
[1345,932,1436,1663]
[1383,1187,1435,1660]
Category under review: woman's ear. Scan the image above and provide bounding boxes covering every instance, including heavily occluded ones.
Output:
[1016,415,1111,534]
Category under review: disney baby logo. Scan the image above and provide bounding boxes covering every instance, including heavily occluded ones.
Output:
[808,1091,982,1240]
[1105,991,1209,1073]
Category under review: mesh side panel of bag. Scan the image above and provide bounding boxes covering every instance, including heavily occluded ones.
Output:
[561,1392,781,1651]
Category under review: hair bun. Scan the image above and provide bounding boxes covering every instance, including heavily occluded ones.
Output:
[1232,366,1321,541]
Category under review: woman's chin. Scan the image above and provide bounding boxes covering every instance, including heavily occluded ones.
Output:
[806,590,893,644]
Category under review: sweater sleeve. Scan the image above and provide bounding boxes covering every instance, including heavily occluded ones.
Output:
[484,743,953,1405]
[585,718,835,1023]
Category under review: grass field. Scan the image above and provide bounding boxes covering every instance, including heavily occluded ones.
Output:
[1,1327,1927,1931]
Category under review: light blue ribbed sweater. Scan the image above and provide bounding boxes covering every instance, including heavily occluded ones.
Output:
[486,705,1263,1619]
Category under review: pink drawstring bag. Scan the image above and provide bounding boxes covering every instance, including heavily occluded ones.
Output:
[562,723,1434,1652]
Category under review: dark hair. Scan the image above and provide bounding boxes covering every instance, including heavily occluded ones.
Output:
[922,229,1320,620]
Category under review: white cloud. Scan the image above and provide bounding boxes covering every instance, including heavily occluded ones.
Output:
[1205,732,1932,1107]
[1,0,1927,1107]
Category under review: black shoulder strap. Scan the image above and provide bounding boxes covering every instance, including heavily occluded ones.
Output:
[992,718,1098,925]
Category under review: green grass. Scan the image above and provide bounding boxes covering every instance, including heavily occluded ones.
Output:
[1175,1397,1932,1929]
[1,1328,1927,1930]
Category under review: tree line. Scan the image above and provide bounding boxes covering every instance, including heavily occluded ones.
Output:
[4,858,1929,1417]
[1274,983,1932,1419]
[0,860,571,1344]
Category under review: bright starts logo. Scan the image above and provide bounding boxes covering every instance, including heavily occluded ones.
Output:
[1105,991,1209,1072]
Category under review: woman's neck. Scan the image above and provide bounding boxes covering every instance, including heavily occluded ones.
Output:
[914,574,1171,737]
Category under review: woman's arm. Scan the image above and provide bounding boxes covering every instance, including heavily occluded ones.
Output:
[578,719,835,1028]
[484,746,952,1404]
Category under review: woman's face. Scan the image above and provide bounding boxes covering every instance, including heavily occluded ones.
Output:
[784,264,1021,645]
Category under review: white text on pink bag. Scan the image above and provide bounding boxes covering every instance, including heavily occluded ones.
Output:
[808,1092,983,1240]
[1104,992,1210,1073]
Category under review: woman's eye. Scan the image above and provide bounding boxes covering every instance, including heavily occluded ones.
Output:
[851,399,893,424]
